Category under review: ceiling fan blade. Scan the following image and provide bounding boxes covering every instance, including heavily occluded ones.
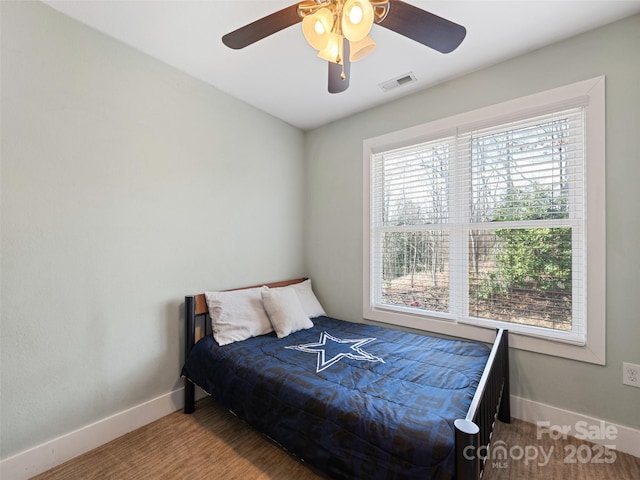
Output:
[379,0,466,54]
[328,40,351,94]
[222,4,302,49]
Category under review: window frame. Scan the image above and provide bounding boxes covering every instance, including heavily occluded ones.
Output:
[363,76,606,364]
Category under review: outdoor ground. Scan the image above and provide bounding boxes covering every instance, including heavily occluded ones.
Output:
[382,272,571,330]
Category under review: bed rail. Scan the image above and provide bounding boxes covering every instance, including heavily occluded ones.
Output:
[183,294,207,414]
[454,328,510,480]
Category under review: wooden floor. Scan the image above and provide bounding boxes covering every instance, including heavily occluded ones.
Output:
[32,397,640,480]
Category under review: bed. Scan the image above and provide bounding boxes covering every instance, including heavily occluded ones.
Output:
[181,278,510,480]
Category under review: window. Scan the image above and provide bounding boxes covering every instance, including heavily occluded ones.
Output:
[363,77,605,363]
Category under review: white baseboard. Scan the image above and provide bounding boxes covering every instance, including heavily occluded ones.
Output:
[0,386,208,480]
[511,395,640,458]
[2,391,637,479]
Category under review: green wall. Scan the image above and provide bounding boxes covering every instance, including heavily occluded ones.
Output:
[1,1,305,458]
[305,14,640,430]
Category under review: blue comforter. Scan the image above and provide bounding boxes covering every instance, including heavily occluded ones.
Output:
[182,316,490,479]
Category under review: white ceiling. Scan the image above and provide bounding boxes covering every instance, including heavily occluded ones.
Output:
[43,1,640,130]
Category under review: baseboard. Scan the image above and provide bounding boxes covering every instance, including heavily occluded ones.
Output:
[511,395,640,458]
[2,391,637,479]
[0,386,208,480]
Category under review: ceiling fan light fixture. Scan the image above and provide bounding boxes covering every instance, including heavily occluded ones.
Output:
[302,7,334,50]
[349,34,376,62]
[222,0,465,93]
[342,0,374,42]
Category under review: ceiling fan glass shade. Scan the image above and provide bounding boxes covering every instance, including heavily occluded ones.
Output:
[342,0,374,42]
[349,35,376,62]
[302,8,334,51]
[317,31,344,64]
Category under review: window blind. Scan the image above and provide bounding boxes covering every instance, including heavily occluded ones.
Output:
[371,137,454,316]
[371,107,586,344]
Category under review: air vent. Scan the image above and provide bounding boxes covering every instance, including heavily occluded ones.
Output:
[379,72,417,92]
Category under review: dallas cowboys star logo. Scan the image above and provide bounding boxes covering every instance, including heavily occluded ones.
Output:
[286,331,385,373]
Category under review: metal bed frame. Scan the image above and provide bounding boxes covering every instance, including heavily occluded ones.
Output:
[183,278,510,480]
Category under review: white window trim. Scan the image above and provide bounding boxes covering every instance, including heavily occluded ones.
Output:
[363,76,606,364]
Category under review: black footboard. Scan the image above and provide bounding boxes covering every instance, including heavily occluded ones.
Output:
[455,329,510,480]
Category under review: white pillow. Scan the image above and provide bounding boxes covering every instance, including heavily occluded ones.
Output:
[278,279,326,318]
[261,286,314,338]
[204,287,273,346]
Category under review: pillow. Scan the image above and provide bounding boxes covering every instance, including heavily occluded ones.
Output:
[261,286,314,338]
[278,279,326,318]
[204,287,273,346]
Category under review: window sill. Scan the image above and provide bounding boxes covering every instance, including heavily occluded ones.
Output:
[364,305,605,365]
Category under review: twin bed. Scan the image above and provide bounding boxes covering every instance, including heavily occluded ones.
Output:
[181,278,510,480]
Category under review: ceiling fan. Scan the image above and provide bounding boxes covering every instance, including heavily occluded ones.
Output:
[222,0,466,94]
